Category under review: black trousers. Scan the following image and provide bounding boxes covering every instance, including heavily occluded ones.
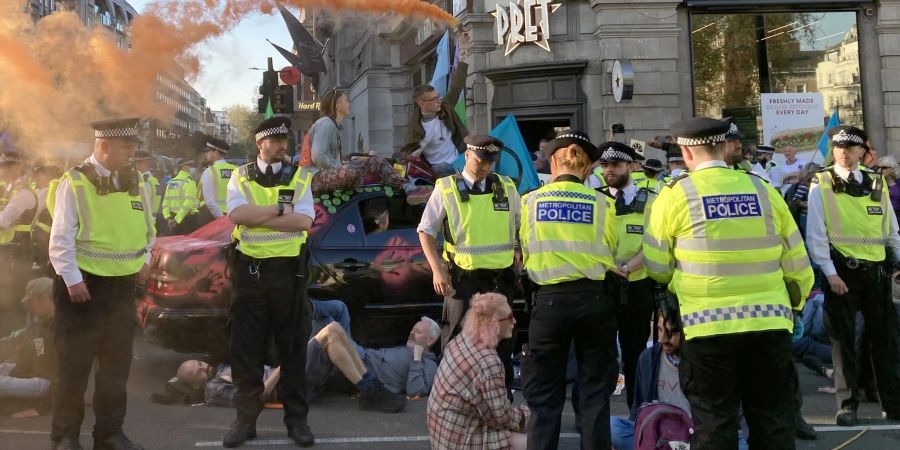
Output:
[230,254,312,429]
[446,266,517,393]
[522,285,618,450]
[51,273,136,440]
[824,262,900,414]
[611,277,655,410]
[0,245,33,335]
[680,331,796,450]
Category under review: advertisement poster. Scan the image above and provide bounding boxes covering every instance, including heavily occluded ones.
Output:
[761,93,824,159]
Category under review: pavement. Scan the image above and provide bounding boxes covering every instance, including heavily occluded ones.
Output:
[1,338,900,449]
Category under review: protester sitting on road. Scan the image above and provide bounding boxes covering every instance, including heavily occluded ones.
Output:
[427,293,529,450]
[610,310,749,450]
[308,89,406,195]
[0,278,56,418]
[307,317,440,413]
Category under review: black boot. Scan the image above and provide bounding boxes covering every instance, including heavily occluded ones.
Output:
[51,437,83,450]
[222,422,256,448]
[358,381,407,413]
[92,432,143,450]
[287,423,315,447]
[836,408,859,427]
[794,414,817,440]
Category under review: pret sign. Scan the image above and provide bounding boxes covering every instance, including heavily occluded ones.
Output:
[491,0,562,56]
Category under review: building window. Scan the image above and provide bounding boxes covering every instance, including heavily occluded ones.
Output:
[691,11,862,148]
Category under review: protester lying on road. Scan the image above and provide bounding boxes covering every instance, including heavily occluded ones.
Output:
[306,317,440,413]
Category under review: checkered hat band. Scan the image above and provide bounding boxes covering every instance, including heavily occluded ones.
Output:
[206,142,226,152]
[0,154,21,164]
[832,130,864,145]
[600,149,633,162]
[668,156,684,162]
[556,133,591,147]
[95,127,138,138]
[255,124,290,141]
[467,144,500,153]
[675,133,727,146]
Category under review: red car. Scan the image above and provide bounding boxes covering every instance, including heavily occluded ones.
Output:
[137,187,527,355]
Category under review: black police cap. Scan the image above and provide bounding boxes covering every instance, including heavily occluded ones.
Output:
[253,117,292,141]
[722,117,744,141]
[205,137,231,153]
[91,117,141,141]
[597,141,643,163]
[671,117,730,147]
[643,158,664,171]
[464,135,504,161]
[829,125,869,150]
[544,130,600,162]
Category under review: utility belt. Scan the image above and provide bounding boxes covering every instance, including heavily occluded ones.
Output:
[830,249,885,272]
[235,251,299,270]
[534,277,605,295]
[447,257,516,301]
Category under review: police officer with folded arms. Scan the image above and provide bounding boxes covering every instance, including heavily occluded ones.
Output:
[222,117,315,448]
[806,125,900,426]
[49,118,154,450]
[520,130,619,449]
[417,134,520,388]
[596,141,657,411]
[644,117,813,449]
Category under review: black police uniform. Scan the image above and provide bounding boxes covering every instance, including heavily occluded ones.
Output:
[225,117,315,448]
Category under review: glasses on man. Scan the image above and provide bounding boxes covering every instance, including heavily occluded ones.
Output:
[498,312,515,323]
[420,96,441,103]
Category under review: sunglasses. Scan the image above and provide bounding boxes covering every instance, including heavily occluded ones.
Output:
[498,312,515,323]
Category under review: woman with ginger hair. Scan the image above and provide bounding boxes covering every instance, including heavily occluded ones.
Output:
[426,293,528,450]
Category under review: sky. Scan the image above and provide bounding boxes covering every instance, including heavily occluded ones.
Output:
[127,0,293,111]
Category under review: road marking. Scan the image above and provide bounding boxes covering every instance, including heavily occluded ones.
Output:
[815,424,900,432]
[194,433,582,447]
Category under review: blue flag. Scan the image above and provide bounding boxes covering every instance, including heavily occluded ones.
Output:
[453,114,541,194]
[429,31,451,97]
[817,110,840,159]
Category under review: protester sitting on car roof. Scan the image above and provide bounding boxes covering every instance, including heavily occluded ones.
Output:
[306,317,440,413]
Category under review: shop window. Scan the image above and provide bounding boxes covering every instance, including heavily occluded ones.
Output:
[691,11,862,152]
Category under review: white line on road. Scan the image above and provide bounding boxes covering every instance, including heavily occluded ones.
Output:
[194,434,583,447]
[814,424,900,432]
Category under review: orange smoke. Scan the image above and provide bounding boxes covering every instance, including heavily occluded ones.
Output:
[0,0,456,159]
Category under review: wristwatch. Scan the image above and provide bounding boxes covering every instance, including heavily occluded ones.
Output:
[277,203,285,216]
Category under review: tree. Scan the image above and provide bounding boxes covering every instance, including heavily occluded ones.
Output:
[224,104,262,158]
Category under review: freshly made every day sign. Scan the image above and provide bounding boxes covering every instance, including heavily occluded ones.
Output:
[761,93,825,153]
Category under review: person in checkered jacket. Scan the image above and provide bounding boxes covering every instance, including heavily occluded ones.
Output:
[426,293,528,449]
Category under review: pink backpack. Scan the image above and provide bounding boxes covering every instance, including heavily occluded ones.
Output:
[633,402,693,450]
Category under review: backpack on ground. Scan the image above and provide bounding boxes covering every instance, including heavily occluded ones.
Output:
[634,401,693,450]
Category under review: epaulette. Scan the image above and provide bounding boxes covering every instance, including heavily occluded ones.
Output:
[665,173,690,188]
[637,186,657,197]
[596,186,615,199]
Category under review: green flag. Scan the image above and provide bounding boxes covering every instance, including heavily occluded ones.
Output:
[264,99,274,119]
[454,93,466,127]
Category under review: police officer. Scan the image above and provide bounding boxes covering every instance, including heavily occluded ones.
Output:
[757,145,777,181]
[49,118,153,450]
[199,136,235,220]
[222,117,315,448]
[31,160,64,275]
[0,150,38,335]
[596,141,657,411]
[636,158,665,192]
[665,143,686,178]
[644,117,814,449]
[806,125,900,426]
[161,158,199,235]
[520,130,618,449]
[417,134,520,387]
[132,151,161,218]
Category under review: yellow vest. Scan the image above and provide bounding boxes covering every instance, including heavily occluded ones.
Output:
[815,168,892,262]
[632,171,647,183]
[437,173,518,271]
[46,178,60,220]
[143,173,162,217]
[589,167,607,189]
[609,187,656,282]
[205,161,237,213]
[232,163,312,259]
[162,170,199,224]
[63,167,154,276]
[0,181,36,245]
[521,180,616,285]
[643,165,814,340]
